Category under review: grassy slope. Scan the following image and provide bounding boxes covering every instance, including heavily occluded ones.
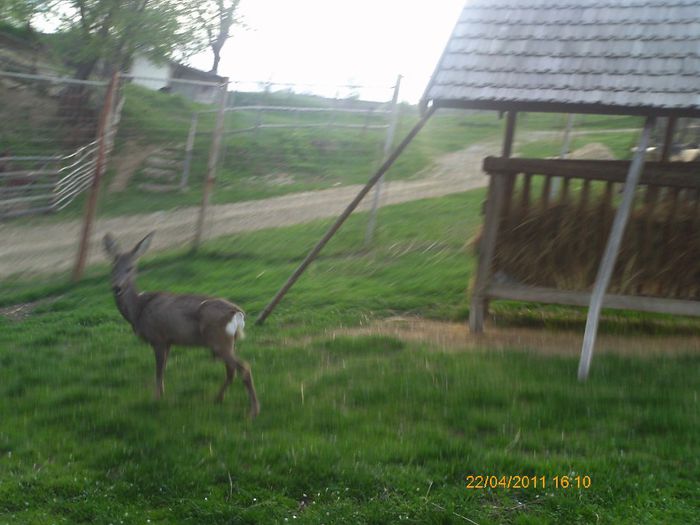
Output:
[92,100,645,218]
[1,192,698,524]
[516,113,643,159]
[83,96,508,218]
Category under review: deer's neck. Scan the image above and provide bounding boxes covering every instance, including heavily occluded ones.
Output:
[115,280,142,328]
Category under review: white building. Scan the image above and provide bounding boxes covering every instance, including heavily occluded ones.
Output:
[128,55,226,104]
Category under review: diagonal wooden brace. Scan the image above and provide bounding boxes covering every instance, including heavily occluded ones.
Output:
[578,116,656,381]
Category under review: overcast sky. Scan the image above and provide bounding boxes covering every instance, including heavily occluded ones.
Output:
[189,0,466,102]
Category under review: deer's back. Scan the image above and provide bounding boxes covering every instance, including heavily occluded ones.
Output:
[136,292,243,347]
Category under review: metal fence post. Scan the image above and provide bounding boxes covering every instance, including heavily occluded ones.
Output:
[181,111,199,190]
[72,72,119,282]
[550,113,574,198]
[192,80,229,250]
[364,75,401,246]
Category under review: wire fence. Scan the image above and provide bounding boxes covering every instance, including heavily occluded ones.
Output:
[0,71,109,218]
[0,71,408,281]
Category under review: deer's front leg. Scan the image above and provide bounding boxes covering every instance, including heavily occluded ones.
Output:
[153,343,170,399]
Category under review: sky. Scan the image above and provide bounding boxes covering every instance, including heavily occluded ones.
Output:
[188,0,466,103]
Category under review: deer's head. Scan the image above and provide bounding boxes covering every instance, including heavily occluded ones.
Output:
[103,232,154,296]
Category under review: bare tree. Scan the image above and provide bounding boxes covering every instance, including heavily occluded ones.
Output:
[194,0,241,74]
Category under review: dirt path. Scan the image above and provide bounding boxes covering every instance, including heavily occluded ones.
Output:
[0,141,497,278]
[330,316,700,357]
[0,126,640,278]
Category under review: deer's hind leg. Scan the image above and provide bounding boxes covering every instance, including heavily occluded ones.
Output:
[213,339,259,418]
[215,361,236,403]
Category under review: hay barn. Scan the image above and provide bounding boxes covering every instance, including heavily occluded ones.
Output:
[421,0,700,378]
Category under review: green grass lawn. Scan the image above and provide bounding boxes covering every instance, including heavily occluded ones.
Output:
[1,192,698,524]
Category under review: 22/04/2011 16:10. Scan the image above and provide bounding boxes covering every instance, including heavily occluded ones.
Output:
[465,475,592,490]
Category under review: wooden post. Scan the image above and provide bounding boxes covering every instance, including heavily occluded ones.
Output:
[469,111,517,332]
[255,106,436,325]
[502,111,517,157]
[364,75,401,246]
[660,116,677,162]
[181,111,199,190]
[500,111,517,213]
[192,81,228,250]
[469,172,507,333]
[72,72,119,282]
[578,116,655,381]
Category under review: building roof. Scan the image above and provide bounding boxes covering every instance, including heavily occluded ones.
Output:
[172,63,226,84]
[422,0,700,117]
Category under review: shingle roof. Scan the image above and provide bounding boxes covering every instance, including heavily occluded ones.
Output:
[423,0,700,116]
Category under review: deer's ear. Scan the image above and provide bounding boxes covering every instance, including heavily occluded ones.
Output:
[132,231,154,259]
[103,233,121,259]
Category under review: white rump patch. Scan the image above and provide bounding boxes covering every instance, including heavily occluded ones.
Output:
[225,311,246,339]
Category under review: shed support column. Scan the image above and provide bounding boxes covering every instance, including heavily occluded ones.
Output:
[469,111,516,333]
[660,116,677,162]
[578,116,655,381]
[502,111,517,157]
[469,172,507,333]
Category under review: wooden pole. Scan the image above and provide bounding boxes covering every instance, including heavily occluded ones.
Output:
[502,111,517,157]
[255,106,437,325]
[578,116,655,381]
[181,111,199,190]
[660,116,677,162]
[469,111,517,332]
[72,72,119,282]
[192,80,228,250]
[364,75,402,246]
[469,172,507,333]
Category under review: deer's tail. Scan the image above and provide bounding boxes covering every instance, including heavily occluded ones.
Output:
[225,311,246,340]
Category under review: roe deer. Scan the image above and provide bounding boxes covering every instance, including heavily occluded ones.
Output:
[103,232,260,418]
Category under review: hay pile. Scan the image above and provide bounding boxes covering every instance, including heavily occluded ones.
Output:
[490,189,700,299]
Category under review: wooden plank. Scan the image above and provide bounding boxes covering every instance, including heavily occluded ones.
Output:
[541,176,552,209]
[560,177,570,204]
[431,99,700,119]
[578,116,655,381]
[520,173,532,213]
[469,172,507,333]
[483,157,700,189]
[486,283,700,318]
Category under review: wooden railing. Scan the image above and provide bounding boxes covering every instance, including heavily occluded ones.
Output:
[470,157,700,327]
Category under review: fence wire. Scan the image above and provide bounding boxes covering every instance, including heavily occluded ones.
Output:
[0,75,402,281]
[0,71,108,219]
